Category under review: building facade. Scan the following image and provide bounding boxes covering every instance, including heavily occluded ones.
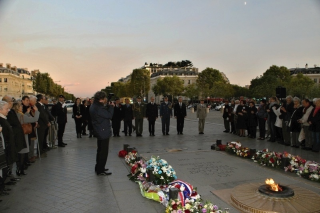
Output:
[290,65,320,84]
[0,63,34,99]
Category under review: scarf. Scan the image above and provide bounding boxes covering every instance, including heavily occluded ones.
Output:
[303,105,311,114]
[0,113,7,119]
[313,106,320,117]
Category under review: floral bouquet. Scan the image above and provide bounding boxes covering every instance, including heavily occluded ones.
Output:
[125,151,137,166]
[236,147,252,158]
[146,156,177,185]
[252,149,282,168]
[128,158,148,181]
[165,199,225,213]
[225,141,241,155]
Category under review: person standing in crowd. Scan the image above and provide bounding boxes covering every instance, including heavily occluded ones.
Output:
[197,99,207,134]
[0,100,17,178]
[266,97,279,142]
[146,97,158,136]
[36,94,50,155]
[43,96,55,148]
[222,100,231,133]
[87,98,94,138]
[236,100,248,137]
[81,100,89,136]
[233,100,240,135]
[289,97,303,148]
[12,102,39,176]
[123,98,134,136]
[308,98,320,152]
[160,96,172,135]
[257,99,267,140]
[280,96,294,146]
[73,98,85,138]
[25,96,38,161]
[133,96,145,137]
[272,101,284,144]
[55,95,68,147]
[112,98,123,137]
[248,101,258,138]
[174,97,187,135]
[90,91,114,176]
[230,100,236,134]
[299,99,314,150]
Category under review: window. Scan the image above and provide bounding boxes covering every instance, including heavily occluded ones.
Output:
[314,79,318,83]
[0,78,1,82]
[4,78,7,83]
[4,88,7,91]
[188,80,191,84]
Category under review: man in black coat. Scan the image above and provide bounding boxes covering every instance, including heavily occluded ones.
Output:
[36,94,50,153]
[146,97,158,136]
[112,98,123,137]
[222,100,231,133]
[53,95,68,147]
[174,97,186,135]
[122,98,134,136]
[266,97,279,142]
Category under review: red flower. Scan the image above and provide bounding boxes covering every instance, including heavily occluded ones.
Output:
[270,158,275,163]
[185,210,191,213]
[132,150,137,154]
[172,204,178,210]
[131,164,138,175]
[118,150,127,157]
[175,184,181,189]
[191,191,198,196]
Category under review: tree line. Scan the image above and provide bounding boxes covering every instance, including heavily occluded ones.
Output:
[33,72,75,100]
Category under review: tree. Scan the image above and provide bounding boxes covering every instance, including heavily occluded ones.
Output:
[196,67,226,98]
[308,84,320,99]
[183,83,198,101]
[231,84,250,98]
[153,76,184,101]
[287,73,315,99]
[130,69,150,97]
[249,65,291,98]
[211,82,234,98]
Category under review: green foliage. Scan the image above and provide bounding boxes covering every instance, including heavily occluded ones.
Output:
[183,83,198,100]
[33,72,75,100]
[196,67,226,98]
[211,82,234,98]
[130,69,150,97]
[287,73,315,98]
[249,65,291,98]
[308,84,320,99]
[163,60,193,68]
[152,76,184,98]
[231,84,250,98]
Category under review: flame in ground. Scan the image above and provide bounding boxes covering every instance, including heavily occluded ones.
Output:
[265,178,283,192]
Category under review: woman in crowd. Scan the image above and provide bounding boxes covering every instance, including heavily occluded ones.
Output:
[73,98,85,138]
[236,100,248,137]
[248,101,257,138]
[299,99,314,150]
[308,98,320,152]
[280,96,294,146]
[12,102,39,176]
[257,99,267,140]
[273,100,285,144]
[289,97,303,148]
[87,98,94,138]
[266,97,279,142]
[230,100,236,134]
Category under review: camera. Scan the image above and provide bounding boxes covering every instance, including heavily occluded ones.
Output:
[107,93,114,101]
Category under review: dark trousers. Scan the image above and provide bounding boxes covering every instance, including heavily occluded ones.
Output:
[176,116,184,133]
[58,122,66,144]
[112,119,121,136]
[95,138,109,174]
[312,132,320,151]
[269,119,276,141]
[282,121,291,145]
[74,118,82,134]
[124,119,132,135]
[37,127,47,153]
[82,120,88,134]
[276,127,283,143]
[148,118,155,134]
[135,118,143,135]
[44,127,49,149]
[250,126,257,138]
[231,122,235,133]
[224,119,230,131]
[258,118,266,138]
[162,116,170,134]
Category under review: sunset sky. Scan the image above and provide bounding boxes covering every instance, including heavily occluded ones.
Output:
[0,0,320,97]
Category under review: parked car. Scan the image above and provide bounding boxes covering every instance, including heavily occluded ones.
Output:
[65,103,74,113]
[215,103,225,111]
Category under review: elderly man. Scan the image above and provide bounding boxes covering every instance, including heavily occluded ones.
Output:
[90,91,114,176]
[174,97,187,135]
[36,94,51,154]
[146,97,158,136]
[133,96,145,137]
[160,96,172,135]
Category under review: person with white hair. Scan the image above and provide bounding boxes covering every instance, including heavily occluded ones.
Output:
[308,98,320,152]
[299,99,314,150]
[289,97,303,148]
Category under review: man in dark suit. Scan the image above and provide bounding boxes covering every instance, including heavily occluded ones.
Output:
[160,96,173,135]
[222,100,231,133]
[174,97,187,135]
[146,97,158,136]
[36,94,50,154]
[53,95,68,147]
[122,98,134,136]
[266,96,279,142]
[112,98,123,137]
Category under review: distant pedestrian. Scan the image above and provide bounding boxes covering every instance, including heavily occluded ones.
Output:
[160,96,172,135]
[248,101,258,138]
[87,98,94,138]
[133,96,145,137]
[82,100,89,136]
[197,100,207,134]
[257,99,267,140]
[55,95,68,147]
[90,91,114,176]
[146,97,158,136]
[123,98,134,136]
[308,98,320,152]
[174,97,187,135]
[112,98,123,137]
[222,100,231,133]
[73,98,85,138]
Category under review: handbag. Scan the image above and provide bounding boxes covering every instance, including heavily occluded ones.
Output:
[20,115,32,134]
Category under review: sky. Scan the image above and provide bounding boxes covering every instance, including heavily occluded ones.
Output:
[0,0,320,97]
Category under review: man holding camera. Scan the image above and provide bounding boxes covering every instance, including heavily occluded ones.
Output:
[90,91,114,176]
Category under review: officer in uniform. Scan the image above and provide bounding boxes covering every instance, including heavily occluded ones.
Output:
[197,99,207,134]
[146,96,158,136]
[133,96,145,137]
[122,98,134,136]
[112,98,123,137]
[160,96,172,135]
[174,96,187,135]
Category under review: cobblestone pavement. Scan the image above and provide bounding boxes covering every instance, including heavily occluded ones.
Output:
[1,109,319,213]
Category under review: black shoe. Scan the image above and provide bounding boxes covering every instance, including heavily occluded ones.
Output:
[163,133,165,135]
[177,132,180,135]
[129,134,132,136]
[312,150,319,153]
[5,182,16,186]
[223,130,228,133]
[11,178,21,181]
[302,147,311,150]
[152,133,155,136]
[125,134,127,136]
[63,142,68,145]
[199,132,204,134]
[82,133,88,136]
[89,135,93,138]
[166,133,169,135]
[58,144,65,147]
[97,172,112,176]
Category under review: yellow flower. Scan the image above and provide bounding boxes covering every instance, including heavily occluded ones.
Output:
[185,204,191,209]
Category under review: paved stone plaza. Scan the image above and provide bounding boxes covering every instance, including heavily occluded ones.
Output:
[1,109,320,213]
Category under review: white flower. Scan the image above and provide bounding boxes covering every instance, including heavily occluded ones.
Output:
[140,168,146,173]
[161,167,167,172]
[180,185,185,191]
[160,176,164,179]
